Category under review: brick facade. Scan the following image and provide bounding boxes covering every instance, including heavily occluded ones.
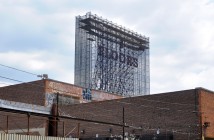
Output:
[58,89,202,140]
[0,111,47,136]
[0,79,122,136]
[199,88,214,139]
[0,79,122,106]
[1,80,214,140]
[0,80,45,105]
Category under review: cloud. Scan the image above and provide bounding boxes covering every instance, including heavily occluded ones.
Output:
[143,0,214,93]
[0,0,214,94]
[0,1,77,83]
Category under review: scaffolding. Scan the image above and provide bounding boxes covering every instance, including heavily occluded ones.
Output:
[74,12,150,96]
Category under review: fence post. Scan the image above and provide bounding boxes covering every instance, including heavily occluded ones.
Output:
[63,121,65,137]
[27,113,30,135]
[6,115,9,134]
[77,123,80,138]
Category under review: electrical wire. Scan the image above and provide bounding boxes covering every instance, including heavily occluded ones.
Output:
[0,75,24,83]
[0,63,38,76]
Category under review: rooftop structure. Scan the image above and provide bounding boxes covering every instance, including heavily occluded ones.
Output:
[74,12,150,97]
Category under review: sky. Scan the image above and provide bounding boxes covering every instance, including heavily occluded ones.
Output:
[0,0,214,94]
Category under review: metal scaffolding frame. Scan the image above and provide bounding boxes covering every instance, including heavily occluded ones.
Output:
[74,12,150,97]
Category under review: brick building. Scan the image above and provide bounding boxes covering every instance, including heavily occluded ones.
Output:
[57,88,214,140]
[0,79,122,106]
[0,81,214,140]
[0,79,122,136]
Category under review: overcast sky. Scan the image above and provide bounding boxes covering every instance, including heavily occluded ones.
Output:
[0,0,214,94]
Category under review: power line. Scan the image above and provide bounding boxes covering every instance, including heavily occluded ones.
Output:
[0,64,38,76]
[0,75,24,83]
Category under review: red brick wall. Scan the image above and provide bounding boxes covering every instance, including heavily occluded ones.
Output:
[0,80,45,105]
[45,79,122,103]
[0,79,123,106]
[45,80,82,99]
[91,89,122,101]
[199,88,214,138]
[58,89,201,140]
[0,111,47,136]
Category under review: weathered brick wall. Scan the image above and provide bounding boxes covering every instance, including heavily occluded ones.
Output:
[45,80,82,99]
[0,111,47,136]
[0,80,45,105]
[58,89,201,140]
[199,88,214,138]
[45,79,122,104]
[57,119,122,139]
[91,89,122,102]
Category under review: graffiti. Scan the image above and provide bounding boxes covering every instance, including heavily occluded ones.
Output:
[45,93,56,107]
[82,89,92,101]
